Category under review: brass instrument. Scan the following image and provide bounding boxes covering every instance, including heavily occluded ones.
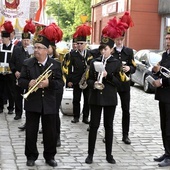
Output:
[93,60,105,90]
[119,61,130,82]
[79,65,90,89]
[160,66,170,78]
[94,71,105,90]
[22,63,53,99]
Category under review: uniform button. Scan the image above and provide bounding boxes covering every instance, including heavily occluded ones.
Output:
[100,92,102,94]
[42,95,44,97]
[42,91,44,93]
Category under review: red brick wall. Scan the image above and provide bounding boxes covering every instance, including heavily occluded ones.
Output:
[130,0,161,50]
[91,0,161,51]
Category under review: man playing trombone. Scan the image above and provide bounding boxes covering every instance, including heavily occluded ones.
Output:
[152,31,170,167]
[18,23,64,167]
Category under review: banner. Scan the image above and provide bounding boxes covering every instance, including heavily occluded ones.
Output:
[0,0,31,32]
[34,0,46,24]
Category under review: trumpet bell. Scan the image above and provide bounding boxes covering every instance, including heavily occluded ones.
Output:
[94,82,105,90]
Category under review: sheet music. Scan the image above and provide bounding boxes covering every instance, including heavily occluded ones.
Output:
[27,45,34,55]
[146,75,155,86]
[94,61,105,72]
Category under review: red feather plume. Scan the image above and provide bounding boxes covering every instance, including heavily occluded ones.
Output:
[40,23,63,42]
[23,19,35,34]
[73,24,91,38]
[120,11,134,28]
[2,21,14,33]
[102,17,128,39]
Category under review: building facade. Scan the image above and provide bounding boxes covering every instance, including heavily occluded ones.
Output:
[91,0,170,51]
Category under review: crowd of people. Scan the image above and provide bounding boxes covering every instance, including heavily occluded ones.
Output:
[0,10,170,168]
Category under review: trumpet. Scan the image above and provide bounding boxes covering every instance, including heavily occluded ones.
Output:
[94,71,105,90]
[160,66,170,78]
[22,63,53,99]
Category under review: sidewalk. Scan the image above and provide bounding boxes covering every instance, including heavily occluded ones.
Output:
[0,86,169,170]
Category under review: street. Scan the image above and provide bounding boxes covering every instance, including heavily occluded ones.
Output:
[0,85,169,170]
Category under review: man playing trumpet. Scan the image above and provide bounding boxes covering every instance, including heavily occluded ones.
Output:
[152,31,170,167]
[18,23,64,167]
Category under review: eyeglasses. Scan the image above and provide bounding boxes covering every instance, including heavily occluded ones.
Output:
[77,43,84,45]
[166,38,170,40]
[33,46,47,50]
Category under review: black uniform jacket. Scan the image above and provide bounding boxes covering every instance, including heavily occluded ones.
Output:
[87,55,121,106]
[67,49,93,85]
[9,46,30,73]
[18,56,64,114]
[0,43,14,63]
[155,51,170,103]
[114,46,136,91]
[0,43,15,81]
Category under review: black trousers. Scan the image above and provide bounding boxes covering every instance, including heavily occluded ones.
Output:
[25,111,57,161]
[73,84,89,119]
[0,74,15,111]
[88,105,116,156]
[56,92,63,136]
[118,90,130,136]
[14,84,24,116]
[159,102,170,158]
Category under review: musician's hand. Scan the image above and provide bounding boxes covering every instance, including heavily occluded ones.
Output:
[152,79,162,87]
[103,70,107,77]
[152,65,160,73]
[67,82,73,87]
[39,78,49,88]
[123,65,130,72]
[29,80,36,88]
[15,71,20,79]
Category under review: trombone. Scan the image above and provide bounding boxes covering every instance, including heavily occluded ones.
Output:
[22,63,53,99]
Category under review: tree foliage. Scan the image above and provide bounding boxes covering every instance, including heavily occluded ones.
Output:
[46,0,91,41]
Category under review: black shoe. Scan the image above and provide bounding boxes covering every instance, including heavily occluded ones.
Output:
[158,158,170,167]
[18,123,26,130]
[26,160,35,166]
[56,137,61,147]
[85,155,93,164]
[71,118,79,123]
[8,110,13,114]
[46,159,58,167]
[106,155,116,164]
[14,115,21,120]
[122,136,131,144]
[154,154,166,162]
[87,126,90,131]
[82,118,90,124]
[102,138,105,143]
[0,109,3,113]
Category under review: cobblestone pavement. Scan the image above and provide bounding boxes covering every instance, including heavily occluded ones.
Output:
[0,85,169,170]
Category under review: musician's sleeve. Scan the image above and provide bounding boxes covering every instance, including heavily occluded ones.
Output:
[18,61,30,89]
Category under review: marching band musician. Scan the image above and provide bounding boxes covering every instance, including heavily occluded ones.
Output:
[10,29,22,46]
[62,37,77,87]
[10,19,35,120]
[67,24,93,124]
[0,21,15,114]
[18,23,64,167]
[152,31,170,167]
[85,17,127,164]
[113,11,136,145]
